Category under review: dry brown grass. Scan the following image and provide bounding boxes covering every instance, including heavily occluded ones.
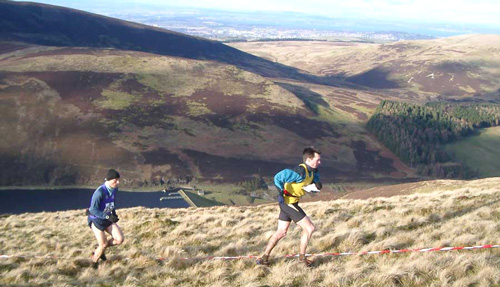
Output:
[229,35,500,78]
[2,177,500,286]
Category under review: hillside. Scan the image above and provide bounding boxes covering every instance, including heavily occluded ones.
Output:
[230,35,500,101]
[0,42,414,186]
[4,1,500,187]
[0,0,333,85]
[445,125,500,178]
[0,1,419,186]
[2,178,500,286]
[230,37,500,179]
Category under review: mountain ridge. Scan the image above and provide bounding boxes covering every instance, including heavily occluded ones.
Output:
[0,0,341,86]
[230,36,500,100]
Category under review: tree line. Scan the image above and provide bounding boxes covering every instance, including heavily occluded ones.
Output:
[367,100,500,178]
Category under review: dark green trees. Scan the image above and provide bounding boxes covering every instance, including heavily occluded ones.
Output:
[367,101,500,178]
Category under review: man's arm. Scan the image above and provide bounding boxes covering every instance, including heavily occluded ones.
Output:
[313,170,322,190]
[88,188,108,219]
[274,168,303,191]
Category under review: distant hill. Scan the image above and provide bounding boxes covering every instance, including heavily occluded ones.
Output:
[0,42,411,186]
[229,38,500,180]
[0,0,333,85]
[444,125,500,178]
[230,36,500,101]
[0,1,417,186]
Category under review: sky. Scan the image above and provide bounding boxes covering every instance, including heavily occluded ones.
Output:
[162,0,500,26]
[16,0,500,28]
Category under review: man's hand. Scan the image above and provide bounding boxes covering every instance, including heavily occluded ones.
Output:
[315,182,322,190]
[303,184,320,193]
[107,214,119,223]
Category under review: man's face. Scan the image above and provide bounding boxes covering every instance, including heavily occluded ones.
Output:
[306,153,321,169]
[108,178,120,188]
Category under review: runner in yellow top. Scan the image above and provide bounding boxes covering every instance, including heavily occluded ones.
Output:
[256,147,322,267]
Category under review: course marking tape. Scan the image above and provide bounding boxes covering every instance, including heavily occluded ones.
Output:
[2,244,500,262]
[284,244,500,258]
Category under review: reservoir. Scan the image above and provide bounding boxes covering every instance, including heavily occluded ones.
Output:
[0,188,190,214]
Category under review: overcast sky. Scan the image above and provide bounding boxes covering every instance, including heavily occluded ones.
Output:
[19,0,500,27]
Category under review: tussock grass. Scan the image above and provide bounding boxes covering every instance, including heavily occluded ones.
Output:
[2,178,500,286]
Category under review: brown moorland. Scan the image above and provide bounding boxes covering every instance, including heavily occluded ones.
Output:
[229,35,500,101]
[0,42,411,186]
[2,2,500,188]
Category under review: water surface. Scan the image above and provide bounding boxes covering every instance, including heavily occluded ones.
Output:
[0,188,189,214]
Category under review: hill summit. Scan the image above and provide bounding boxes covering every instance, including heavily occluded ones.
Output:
[0,0,331,84]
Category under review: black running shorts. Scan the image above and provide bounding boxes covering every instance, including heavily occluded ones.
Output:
[278,202,307,223]
[88,216,113,231]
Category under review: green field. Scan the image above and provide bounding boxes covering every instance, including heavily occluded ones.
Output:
[183,183,273,206]
[445,126,500,178]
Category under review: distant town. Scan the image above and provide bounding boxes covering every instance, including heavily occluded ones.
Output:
[18,1,500,42]
[96,8,436,43]
[148,24,428,42]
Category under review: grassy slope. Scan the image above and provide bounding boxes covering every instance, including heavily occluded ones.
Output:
[229,35,500,101]
[231,37,500,180]
[182,190,223,207]
[0,44,413,186]
[445,126,500,178]
[2,178,500,286]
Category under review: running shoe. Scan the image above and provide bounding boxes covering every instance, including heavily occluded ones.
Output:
[256,255,270,266]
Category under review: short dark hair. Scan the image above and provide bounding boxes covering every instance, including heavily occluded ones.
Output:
[303,146,321,162]
[106,169,120,181]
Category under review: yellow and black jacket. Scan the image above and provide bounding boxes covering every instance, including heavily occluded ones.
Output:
[274,163,320,204]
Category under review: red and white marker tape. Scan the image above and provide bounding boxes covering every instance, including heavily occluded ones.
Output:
[285,244,500,258]
[2,244,500,261]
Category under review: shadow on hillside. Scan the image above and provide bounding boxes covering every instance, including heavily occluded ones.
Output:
[276,82,330,115]
[351,141,396,173]
[346,67,403,89]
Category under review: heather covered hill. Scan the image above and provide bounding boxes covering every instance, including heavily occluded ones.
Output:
[0,0,333,85]
[230,35,500,100]
[2,178,500,286]
[230,37,500,180]
[0,43,409,186]
[0,1,414,186]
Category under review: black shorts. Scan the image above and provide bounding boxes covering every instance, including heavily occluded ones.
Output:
[279,202,307,223]
[88,216,113,231]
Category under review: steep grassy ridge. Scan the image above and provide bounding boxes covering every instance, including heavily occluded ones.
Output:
[2,178,500,286]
